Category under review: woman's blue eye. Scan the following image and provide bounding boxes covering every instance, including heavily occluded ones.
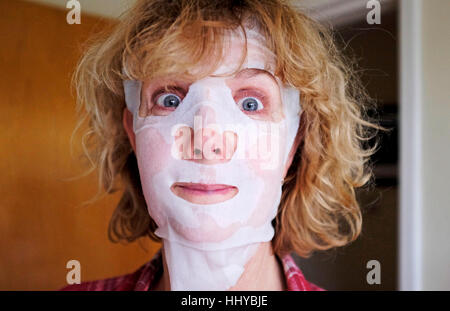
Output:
[156,93,181,108]
[238,97,263,112]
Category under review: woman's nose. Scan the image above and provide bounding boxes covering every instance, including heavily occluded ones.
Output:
[193,105,238,164]
[173,104,238,164]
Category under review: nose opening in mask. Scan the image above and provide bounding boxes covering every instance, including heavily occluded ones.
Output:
[171,103,239,163]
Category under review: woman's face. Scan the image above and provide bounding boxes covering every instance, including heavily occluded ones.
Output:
[123,30,301,249]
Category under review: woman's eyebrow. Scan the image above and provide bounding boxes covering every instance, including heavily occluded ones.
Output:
[234,68,277,84]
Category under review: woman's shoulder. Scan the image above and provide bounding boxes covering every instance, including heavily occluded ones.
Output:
[60,250,163,291]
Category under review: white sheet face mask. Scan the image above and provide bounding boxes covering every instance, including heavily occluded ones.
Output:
[123,27,301,290]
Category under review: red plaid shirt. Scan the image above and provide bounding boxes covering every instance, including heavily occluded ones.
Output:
[61,249,323,291]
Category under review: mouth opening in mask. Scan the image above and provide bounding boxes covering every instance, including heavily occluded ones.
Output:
[170,182,239,205]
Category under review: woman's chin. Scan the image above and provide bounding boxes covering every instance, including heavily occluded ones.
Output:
[165,215,242,244]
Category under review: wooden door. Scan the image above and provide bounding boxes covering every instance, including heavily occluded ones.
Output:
[0,0,160,290]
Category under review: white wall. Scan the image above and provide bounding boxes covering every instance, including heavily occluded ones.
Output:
[400,0,450,290]
[421,0,450,291]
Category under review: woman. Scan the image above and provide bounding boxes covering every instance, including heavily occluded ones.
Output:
[63,0,377,291]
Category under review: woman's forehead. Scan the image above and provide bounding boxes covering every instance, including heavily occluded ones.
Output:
[140,27,278,84]
[191,31,276,77]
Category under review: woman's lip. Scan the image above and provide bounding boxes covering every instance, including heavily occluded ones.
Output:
[176,183,234,191]
[171,182,238,205]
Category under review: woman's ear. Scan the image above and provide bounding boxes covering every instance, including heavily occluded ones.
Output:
[123,108,136,152]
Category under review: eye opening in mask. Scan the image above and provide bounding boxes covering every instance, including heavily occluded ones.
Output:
[141,67,282,121]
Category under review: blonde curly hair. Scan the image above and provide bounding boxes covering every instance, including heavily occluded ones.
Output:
[74,0,378,258]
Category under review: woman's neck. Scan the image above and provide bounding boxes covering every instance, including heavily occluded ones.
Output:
[154,241,285,291]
